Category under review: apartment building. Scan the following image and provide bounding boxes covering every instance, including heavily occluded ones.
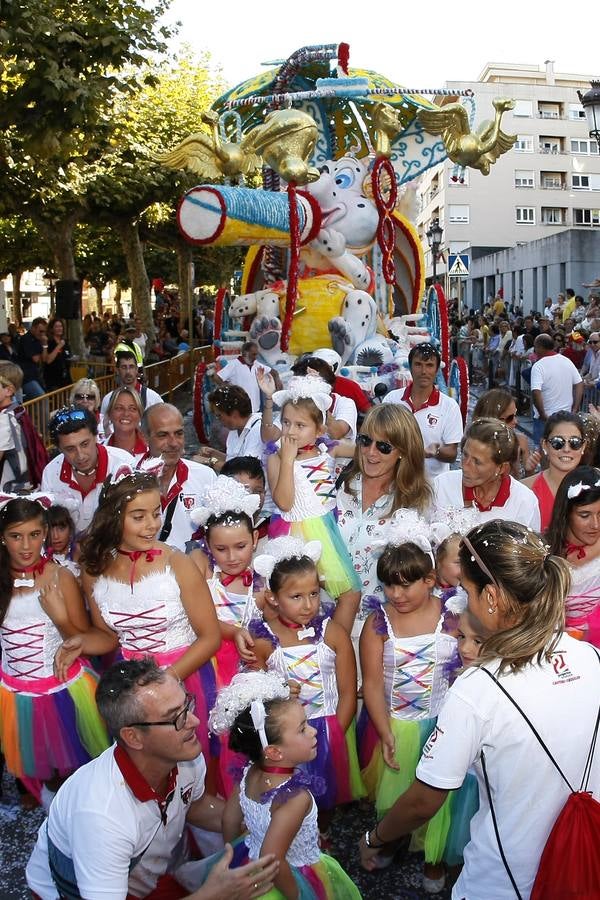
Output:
[416,61,600,310]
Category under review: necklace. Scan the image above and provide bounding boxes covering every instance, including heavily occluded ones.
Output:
[277,615,315,640]
[11,555,52,588]
[261,764,295,787]
[74,465,97,477]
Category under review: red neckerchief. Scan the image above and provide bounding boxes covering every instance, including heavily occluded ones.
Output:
[11,554,52,579]
[59,443,109,498]
[401,381,440,413]
[298,443,316,453]
[161,459,189,511]
[278,615,303,630]
[107,432,148,455]
[114,745,178,825]
[117,548,163,588]
[463,474,511,511]
[564,542,586,560]
[221,569,253,587]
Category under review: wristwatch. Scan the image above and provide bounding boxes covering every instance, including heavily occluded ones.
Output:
[364,827,385,849]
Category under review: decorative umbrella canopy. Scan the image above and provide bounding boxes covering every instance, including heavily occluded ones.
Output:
[212,43,463,184]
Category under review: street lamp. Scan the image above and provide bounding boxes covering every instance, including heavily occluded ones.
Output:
[577,81,600,150]
[426,217,443,284]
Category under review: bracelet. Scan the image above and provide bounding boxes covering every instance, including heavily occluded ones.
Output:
[364,827,386,849]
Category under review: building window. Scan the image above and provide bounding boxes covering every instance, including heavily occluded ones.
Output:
[573,174,590,190]
[448,205,470,224]
[541,207,565,224]
[538,102,561,119]
[515,169,534,188]
[574,208,600,226]
[514,100,533,117]
[515,135,533,153]
[539,138,561,154]
[569,103,586,120]
[516,207,535,224]
[541,172,563,189]
[571,139,599,155]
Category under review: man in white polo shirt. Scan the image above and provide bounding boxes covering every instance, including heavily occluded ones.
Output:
[214,341,282,413]
[383,343,463,477]
[530,334,583,447]
[41,407,132,535]
[26,658,277,899]
[202,385,263,471]
[139,404,216,552]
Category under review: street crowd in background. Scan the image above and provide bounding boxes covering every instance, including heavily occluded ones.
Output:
[0,284,598,900]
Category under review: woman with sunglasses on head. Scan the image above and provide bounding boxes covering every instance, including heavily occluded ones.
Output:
[41,407,132,537]
[359,520,600,899]
[337,405,432,649]
[432,418,541,531]
[547,466,600,647]
[69,379,105,441]
[522,412,586,531]
[472,388,540,479]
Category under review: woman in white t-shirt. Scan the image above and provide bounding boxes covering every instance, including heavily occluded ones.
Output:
[432,417,541,532]
[359,519,600,899]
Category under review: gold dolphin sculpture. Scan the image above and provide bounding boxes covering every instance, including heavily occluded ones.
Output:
[155,110,261,180]
[417,98,517,174]
[241,109,320,185]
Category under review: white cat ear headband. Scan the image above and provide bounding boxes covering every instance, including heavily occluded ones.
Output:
[190,475,261,527]
[0,492,55,513]
[272,375,332,422]
[254,536,322,586]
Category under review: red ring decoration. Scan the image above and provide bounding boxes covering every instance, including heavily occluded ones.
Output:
[371,156,398,285]
[282,182,300,353]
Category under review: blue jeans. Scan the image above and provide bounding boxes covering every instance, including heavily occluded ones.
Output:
[532,416,545,448]
[23,379,46,401]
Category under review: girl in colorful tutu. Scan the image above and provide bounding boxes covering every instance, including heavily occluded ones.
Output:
[359,510,456,894]
[267,376,361,633]
[189,474,264,795]
[209,670,362,899]
[441,586,482,872]
[248,537,364,838]
[54,468,221,770]
[0,495,109,798]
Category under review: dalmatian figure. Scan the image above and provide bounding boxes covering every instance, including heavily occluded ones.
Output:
[229,288,281,320]
[328,283,394,365]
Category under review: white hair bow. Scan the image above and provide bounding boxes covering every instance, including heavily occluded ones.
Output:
[444,585,469,615]
[567,479,600,499]
[272,375,332,422]
[190,475,261,527]
[254,536,322,585]
[208,671,290,737]
[371,508,434,561]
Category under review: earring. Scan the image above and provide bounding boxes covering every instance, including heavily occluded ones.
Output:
[488,605,495,615]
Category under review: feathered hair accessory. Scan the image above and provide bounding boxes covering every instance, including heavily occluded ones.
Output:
[567,477,600,499]
[208,671,290,748]
[190,475,260,527]
[272,375,332,422]
[444,585,469,615]
[371,508,434,562]
[429,506,481,547]
[0,491,56,513]
[254,536,322,586]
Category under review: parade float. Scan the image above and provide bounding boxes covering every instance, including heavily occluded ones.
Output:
[157,43,516,441]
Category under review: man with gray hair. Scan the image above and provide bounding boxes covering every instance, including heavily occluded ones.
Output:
[139,403,215,551]
[27,659,278,899]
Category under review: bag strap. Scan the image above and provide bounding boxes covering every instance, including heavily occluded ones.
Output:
[480,646,600,793]
[481,750,523,900]
[158,494,178,542]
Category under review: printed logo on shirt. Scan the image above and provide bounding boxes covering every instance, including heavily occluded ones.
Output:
[182,495,196,510]
[421,724,444,759]
[181,784,193,805]
[427,414,439,427]
[550,651,580,685]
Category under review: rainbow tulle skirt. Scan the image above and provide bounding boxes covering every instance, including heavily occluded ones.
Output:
[211,637,246,798]
[0,660,109,780]
[204,839,362,899]
[358,711,452,865]
[269,512,361,599]
[444,771,479,866]
[303,715,365,810]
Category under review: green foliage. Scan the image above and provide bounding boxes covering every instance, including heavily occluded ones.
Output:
[0,216,49,277]
[74,223,129,288]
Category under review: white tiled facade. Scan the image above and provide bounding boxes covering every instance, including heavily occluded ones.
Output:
[416,62,600,291]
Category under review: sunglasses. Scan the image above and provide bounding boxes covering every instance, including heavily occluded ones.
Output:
[547,436,584,451]
[500,413,516,425]
[51,408,88,431]
[412,342,440,360]
[589,340,600,345]
[357,434,395,455]
[74,393,95,401]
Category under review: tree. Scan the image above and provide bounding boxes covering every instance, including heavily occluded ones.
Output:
[75,224,129,314]
[0,217,49,324]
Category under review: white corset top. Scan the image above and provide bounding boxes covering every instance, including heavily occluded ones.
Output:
[239,766,320,866]
[208,569,259,627]
[567,556,600,623]
[1,589,62,680]
[93,567,196,654]
[382,608,456,721]
[282,450,337,522]
[266,619,338,719]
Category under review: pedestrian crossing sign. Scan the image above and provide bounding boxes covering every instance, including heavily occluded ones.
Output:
[448,254,469,277]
